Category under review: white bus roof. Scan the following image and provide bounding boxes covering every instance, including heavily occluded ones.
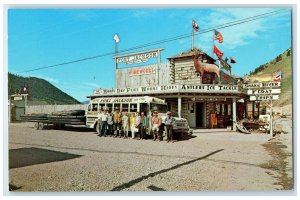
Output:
[91,96,166,104]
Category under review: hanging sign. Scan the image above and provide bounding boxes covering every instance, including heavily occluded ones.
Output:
[247,89,281,95]
[243,81,281,89]
[250,95,279,101]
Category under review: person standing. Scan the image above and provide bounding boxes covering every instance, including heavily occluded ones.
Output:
[130,113,136,139]
[134,112,142,139]
[122,111,129,139]
[107,110,114,136]
[164,111,175,143]
[140,112,147,140]
[113,107,122,138]
[151,111,162,141]
[96,110,103,136]
[101,109,108,137]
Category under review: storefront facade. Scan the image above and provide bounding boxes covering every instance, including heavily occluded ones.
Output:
[89,48,248,129]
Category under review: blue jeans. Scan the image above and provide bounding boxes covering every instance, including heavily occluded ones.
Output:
[114,123,122,136]
[101,121,108,136]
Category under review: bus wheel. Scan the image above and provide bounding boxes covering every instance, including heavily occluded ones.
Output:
[34,122,39,130]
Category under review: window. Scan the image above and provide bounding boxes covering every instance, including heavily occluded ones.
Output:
[99,104,105,111]
[150,103,168,113]
[92,104,98,111]
[106,104,112,111]
[122,104,129,112]
[130,104,137,112]
[88,104,92,111]
[114,104,120,111]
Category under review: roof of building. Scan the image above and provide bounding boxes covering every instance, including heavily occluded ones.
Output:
[167,48,216,62]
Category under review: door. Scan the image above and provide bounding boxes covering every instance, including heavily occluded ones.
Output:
[140,103,148,115]
[196,103,204,127]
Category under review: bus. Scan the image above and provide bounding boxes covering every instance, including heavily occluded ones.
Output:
[86,96,191,138]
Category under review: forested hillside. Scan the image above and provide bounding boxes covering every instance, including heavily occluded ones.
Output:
[245,48,292,106]
[8,73,81,105]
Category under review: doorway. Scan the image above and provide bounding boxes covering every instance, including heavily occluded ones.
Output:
[196,102,204,127]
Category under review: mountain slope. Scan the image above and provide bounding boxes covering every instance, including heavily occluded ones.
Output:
[8,73,81,105]
[245,48,292,106]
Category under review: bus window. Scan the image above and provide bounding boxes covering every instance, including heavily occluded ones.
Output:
[88,104,92,111]
[92,104,98,111]
[114,104,120,111]
[122,104,129,112]
[99,104,105,111]
[130,104,137,112]
[150,103,168,113]
[106,104,112,112]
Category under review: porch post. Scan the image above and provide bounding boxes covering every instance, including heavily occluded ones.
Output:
[232,97,237,131]
[178,96,182,118]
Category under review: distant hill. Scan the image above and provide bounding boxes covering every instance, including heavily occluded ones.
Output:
[8,73,81,105]
[244,48,292,107]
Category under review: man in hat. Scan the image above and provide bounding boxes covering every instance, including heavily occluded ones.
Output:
[164,111,176,143]
[113,107,122,138]
[151,110,162,141]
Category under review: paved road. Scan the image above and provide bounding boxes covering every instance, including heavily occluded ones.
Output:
[8,122,293,192]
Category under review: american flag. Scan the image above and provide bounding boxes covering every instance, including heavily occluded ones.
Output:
[214,30,223,43]
[273,71,282,82]
[192,20,199,32]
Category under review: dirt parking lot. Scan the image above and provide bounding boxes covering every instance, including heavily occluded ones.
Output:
[8,121,293,192]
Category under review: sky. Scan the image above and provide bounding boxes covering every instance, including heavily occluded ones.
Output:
[7,7,292,102]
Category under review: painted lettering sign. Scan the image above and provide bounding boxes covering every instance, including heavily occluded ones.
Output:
[117,52,158,64]
[128,67,156,76]
[93,84,239,96]
[243,81,281,89]
[249,95,279,101]
[247,89,281,95]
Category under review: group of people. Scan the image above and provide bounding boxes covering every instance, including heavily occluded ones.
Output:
[96,108,176,143]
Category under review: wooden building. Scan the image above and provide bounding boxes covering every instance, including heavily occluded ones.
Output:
[90,48,248,130]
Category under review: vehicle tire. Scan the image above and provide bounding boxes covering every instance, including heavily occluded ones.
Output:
[38,122,44,130]
[34,122,39,130]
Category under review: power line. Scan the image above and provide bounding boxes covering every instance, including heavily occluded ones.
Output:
[16,9,287,74]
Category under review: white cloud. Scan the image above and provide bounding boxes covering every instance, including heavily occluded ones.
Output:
[197,8,290,51]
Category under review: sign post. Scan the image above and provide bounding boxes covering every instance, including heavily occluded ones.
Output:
[245,81,281,138]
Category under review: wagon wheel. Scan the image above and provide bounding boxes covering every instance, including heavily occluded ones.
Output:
[34,122,39,130]
[38,122,44,130]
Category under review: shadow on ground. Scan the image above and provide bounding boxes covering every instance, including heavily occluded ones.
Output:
[9,147,82,169]
[110,149,224,191]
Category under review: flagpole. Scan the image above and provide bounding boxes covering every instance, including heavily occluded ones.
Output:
[115,41,118,56]
[192,29,194,50]
[212,29,215,58]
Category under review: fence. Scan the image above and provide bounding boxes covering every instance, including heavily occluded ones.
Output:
[26,104,87,114]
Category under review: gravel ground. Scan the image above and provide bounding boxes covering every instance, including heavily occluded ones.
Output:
[8,120,293,193]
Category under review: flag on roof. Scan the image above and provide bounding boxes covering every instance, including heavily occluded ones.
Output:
[192,20,199,32]
[113,34,120,43]
[273,71,282,82]
[214,30,223,43]
[230,57,236,63]
[213,45,223,58]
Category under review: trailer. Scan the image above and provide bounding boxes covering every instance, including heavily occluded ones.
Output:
[20,110,86,130]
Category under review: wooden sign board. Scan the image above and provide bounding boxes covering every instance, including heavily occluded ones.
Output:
[243,81,281,89]
[247,88,281,95]
[250,95,279,101]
